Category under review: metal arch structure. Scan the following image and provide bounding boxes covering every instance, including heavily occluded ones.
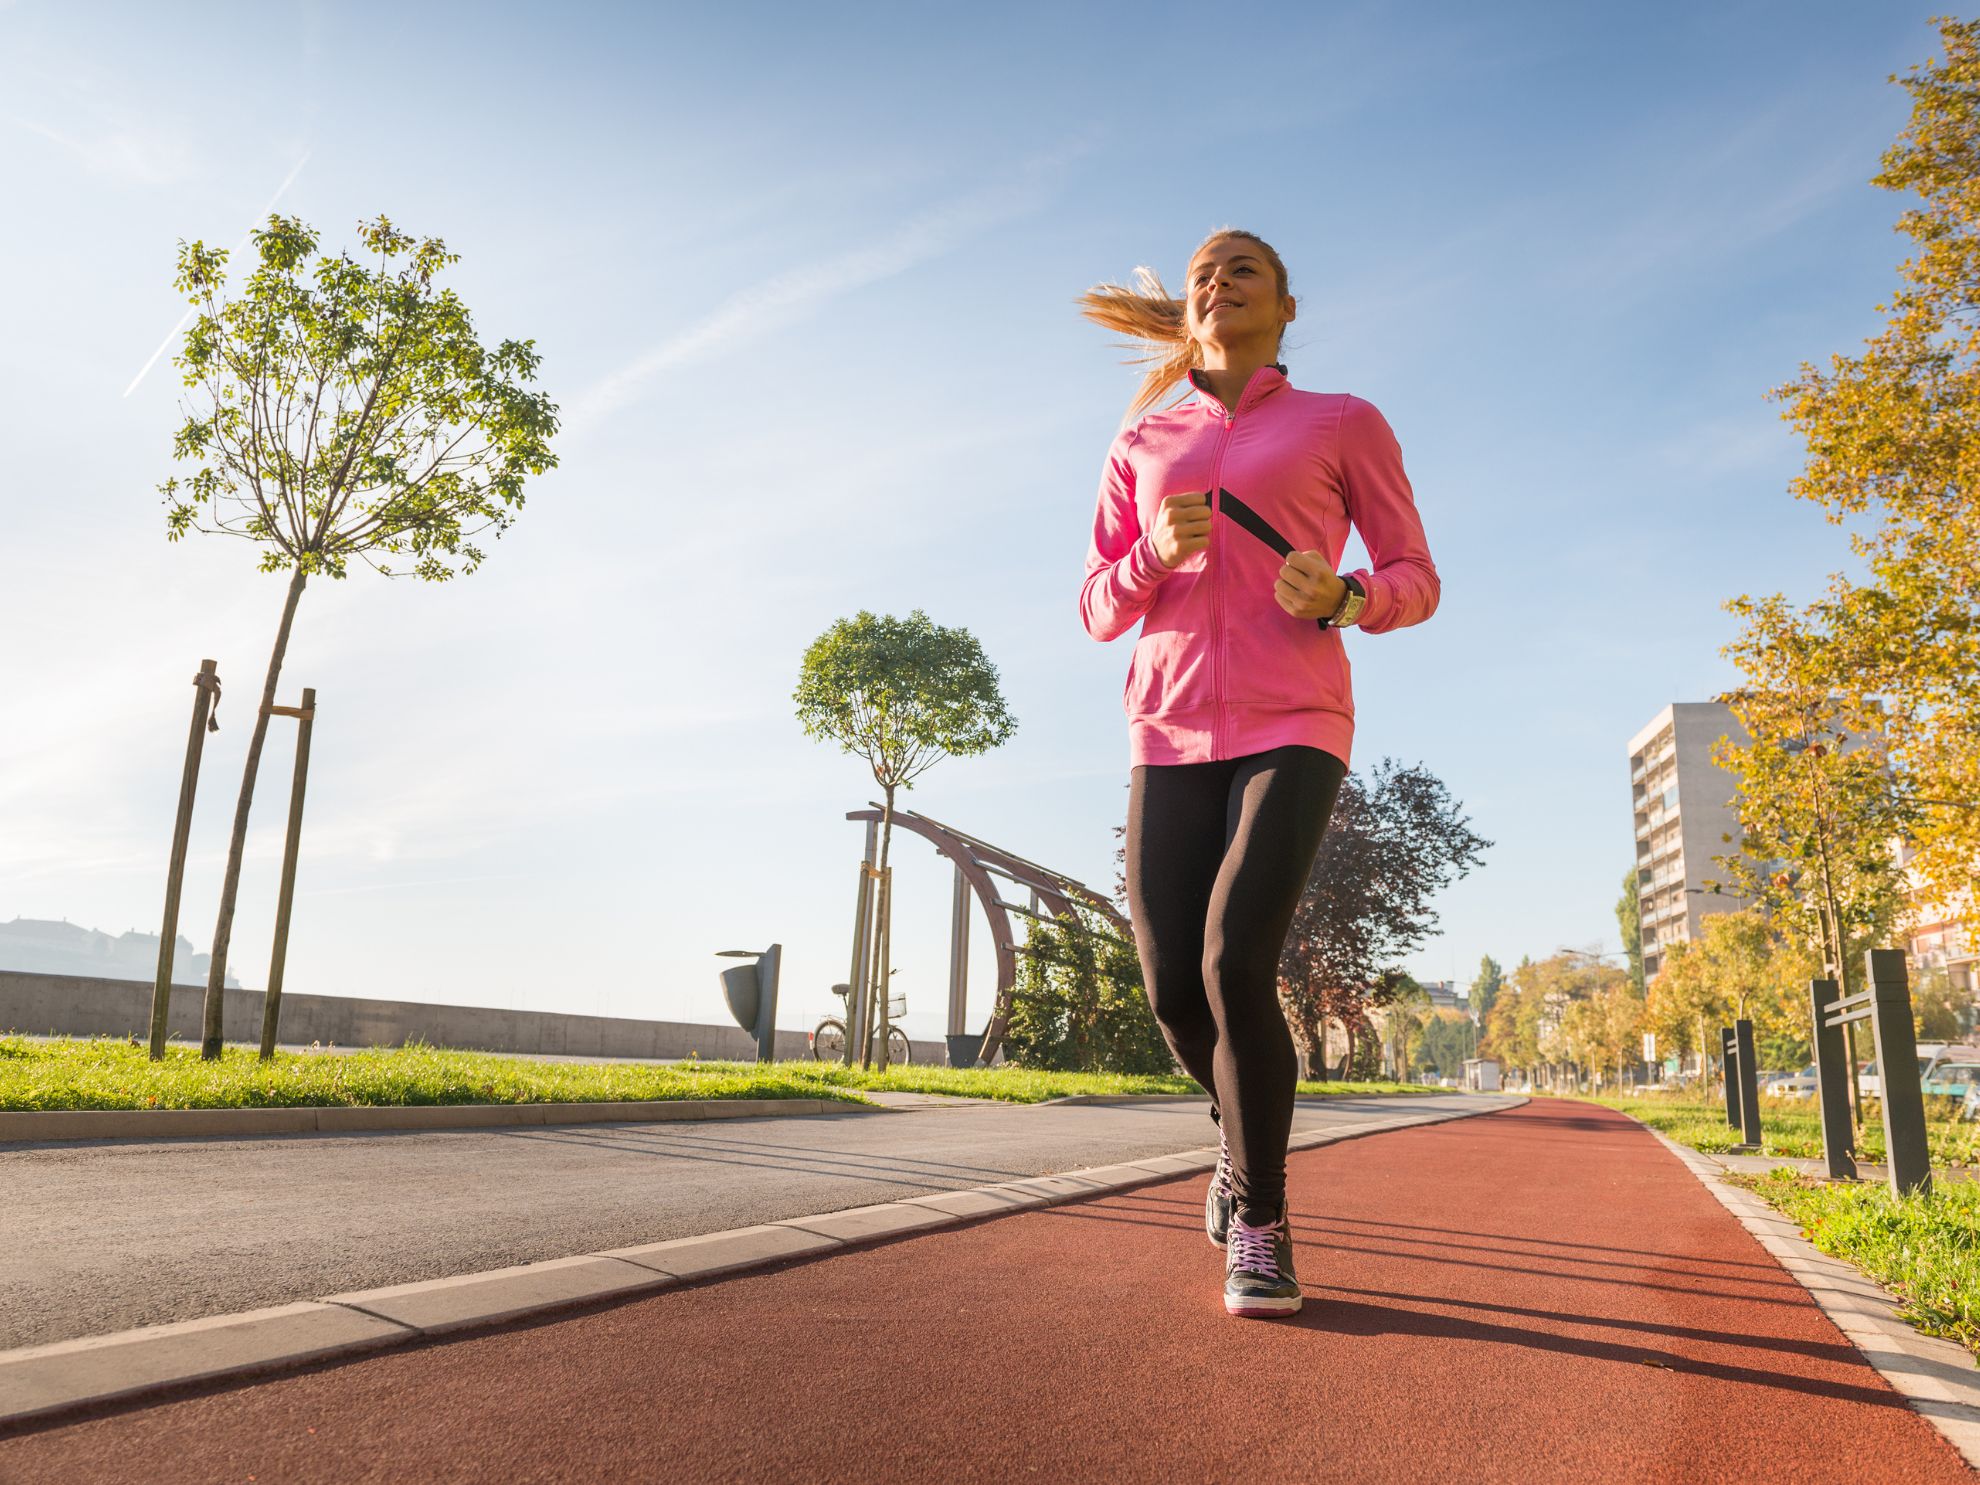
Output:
[843,802,1133,1067]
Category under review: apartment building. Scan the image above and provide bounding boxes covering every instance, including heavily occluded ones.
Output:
[1628,702,1750,979]
[1896,839,1978,997]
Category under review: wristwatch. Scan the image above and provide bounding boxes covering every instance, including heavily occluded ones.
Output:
[1326,573,1367,629]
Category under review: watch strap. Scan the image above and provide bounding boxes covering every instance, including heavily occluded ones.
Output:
[1326,573,1367,628]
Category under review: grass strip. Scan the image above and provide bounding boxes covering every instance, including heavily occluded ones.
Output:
[1576,1089,1980,1168]
[0,1035,1441,1112]
[1726,1168,1980,1361]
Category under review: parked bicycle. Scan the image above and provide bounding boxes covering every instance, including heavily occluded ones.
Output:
[810,973,911,1065]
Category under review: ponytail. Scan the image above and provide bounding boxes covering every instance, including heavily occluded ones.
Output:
[1078,229,1292,424]
[1075,265,1198,424]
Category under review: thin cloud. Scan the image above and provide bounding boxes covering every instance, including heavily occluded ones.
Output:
[122,150,311,398]
[12,116,193,187]
[567,140,1096,432]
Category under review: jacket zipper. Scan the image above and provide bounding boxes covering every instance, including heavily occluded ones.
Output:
[1204,368,1267,759]
[1208,411,1235,758]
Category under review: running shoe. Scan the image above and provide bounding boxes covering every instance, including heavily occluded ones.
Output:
[1205,1129,1235,1249]
[1223,1205,1302,1318]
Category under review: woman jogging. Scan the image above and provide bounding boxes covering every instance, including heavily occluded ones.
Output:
[1077,229,1440,1318]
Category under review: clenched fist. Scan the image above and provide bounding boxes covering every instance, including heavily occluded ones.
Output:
[1151,492,1212,570]
[1275,549,1349,621]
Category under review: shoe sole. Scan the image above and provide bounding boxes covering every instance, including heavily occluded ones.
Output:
[1225,1293,1303,1317]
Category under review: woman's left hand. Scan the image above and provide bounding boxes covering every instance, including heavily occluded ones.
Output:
[1275,550,1348,621]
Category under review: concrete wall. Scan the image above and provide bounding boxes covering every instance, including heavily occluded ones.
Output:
[0,970,949,1065]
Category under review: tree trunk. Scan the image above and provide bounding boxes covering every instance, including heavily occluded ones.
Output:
[201,568,308,1060]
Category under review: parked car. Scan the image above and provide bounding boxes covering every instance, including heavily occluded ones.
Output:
[1924,1059,1980,1100]
[1766,1066,1818,1098]
[1860,1043,1954,1099]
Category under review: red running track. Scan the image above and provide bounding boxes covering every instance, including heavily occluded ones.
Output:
[1,1099,1968,1484]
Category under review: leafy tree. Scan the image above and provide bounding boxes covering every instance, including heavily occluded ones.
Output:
[1913,965,1975,1042]
[1470,954,1503,1020]
[1645,939,1728,1089]
[794,608,1015,1067]
[1003,902,1174,1075]
[1483,952,1625,1089]
[1617,867,1646,996]
[1643,913,1817,1086]
[1716,611,1905,1013]
[1276,760,1489,1078]
[1380,975,1432,1080]
[1412,1008,1477,1080]
[160,214,559,1059]
[1560,983,1645,1091]
[1726,15,1980,914]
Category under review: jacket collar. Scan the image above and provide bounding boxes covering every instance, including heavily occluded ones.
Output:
[1186,361,1290,416]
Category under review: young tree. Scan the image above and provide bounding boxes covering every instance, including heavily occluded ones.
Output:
[1276,760,1490,1078]
[161,215,559,1059]
[1717,607,1906,1008]
[794,608,1015,1067]
[1728,15,1980,912]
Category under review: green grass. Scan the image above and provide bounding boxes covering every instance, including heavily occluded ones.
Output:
[1577,1088,1980,1168]
[1728,1168,1980,1360]
[1574,1087,1980,1362]
[0,1035,1443,1112]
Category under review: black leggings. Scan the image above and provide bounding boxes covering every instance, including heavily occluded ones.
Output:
[1124,744,1346,1222]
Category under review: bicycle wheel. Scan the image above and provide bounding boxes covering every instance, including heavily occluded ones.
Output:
[886,1026,911,1066]
[811,1018,847,1062]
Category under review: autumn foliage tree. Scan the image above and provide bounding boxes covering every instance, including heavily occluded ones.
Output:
[1722,15,1980,932]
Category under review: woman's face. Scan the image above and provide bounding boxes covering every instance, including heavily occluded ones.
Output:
[1184,238,1293,358]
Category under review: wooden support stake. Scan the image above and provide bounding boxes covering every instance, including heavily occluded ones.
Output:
[259,689,315,1060]
[150,660,220,1060]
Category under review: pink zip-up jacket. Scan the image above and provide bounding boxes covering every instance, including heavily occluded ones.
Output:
[1080,363,1439,769]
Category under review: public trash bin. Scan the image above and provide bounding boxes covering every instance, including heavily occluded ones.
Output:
[715,944,782,1062]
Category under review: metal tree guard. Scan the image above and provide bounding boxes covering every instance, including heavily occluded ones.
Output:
[842,803,1133,1067]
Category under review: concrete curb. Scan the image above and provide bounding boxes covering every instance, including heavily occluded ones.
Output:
[0,1087,1482,1143]
[0,1097,855,1144]
[1035,1091,1453,1107]
[0,1094,1522,1430]
[1637,1121,1980,1471]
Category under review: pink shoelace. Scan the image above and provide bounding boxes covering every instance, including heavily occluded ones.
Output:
[1227,1214,1284,1278]
[1215,1129,1233,1194]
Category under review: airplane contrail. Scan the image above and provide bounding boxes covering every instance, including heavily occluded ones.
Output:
[121,150,312,399]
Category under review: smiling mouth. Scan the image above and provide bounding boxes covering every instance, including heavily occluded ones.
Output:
[1206,300,1243,313]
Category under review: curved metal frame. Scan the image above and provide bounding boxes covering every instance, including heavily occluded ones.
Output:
[844,803,1131,1066]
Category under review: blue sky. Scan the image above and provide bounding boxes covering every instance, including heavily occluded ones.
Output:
[0,0,1934,1043]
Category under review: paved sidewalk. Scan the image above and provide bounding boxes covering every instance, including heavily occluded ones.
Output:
[1,1092,1482,1349]
[3,1098,1969,1483]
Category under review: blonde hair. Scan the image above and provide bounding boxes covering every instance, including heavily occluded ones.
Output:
[1077,229,1291,422]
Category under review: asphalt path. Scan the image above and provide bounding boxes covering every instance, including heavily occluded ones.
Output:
[4,1098,1963,1484]
[1,1092,1504,1349]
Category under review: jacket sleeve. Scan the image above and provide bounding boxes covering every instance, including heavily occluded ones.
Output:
[1338,394,1439,634]
[1079,425,1177,642]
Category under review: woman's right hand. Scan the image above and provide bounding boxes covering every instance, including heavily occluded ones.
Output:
[1151,492,1212,569]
